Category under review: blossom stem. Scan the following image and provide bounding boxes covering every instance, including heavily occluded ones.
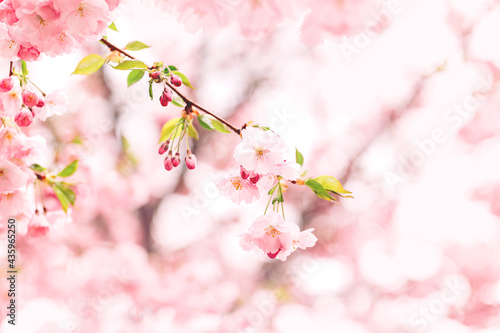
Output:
[9,61,13,76]
[99,38,242,135]
[28,79,47,97]
[264,184,278,215]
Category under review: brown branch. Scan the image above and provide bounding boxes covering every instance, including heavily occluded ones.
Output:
[9,61,13,76]
[100,38,136,61]
[99,38,242,135]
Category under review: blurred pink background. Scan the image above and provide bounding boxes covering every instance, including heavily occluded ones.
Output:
[2,0,500,332]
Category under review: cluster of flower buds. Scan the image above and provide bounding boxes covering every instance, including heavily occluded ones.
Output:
[159,142,197,171]
[1,76,45,127]
[149,63,183,108]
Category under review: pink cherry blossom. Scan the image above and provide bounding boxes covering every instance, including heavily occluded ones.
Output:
[64,0,111,39]
[240,212,318,261]
[216,170,260,204]
[233,126,289,175]
[0,159,31,194]
[240,212,295,260]
[272,161,301,181]
[17,45,40,61]
[27,212,50,237]
[0,190,29,218]
[0,76,14,92]
[32,89,67,121]
[22,90,39,107]
[0,23,19,60]
[14,108,34,127]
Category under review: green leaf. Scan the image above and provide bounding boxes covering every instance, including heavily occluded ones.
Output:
[58,160,78,178]
[72,54,105,75]
[305,179,335,202]
[197,115,213,131]
[148,80,153,100]
[124,41,151,51]
[159,117,184,142]
[21,60,28,77]
[187,122,199,140]
[171,70,194,89]
[296,148,304,167]
[168,65,178,71]
[50,182,76,213]
[212,118,231,133]
[113,60,148,70]
[29,164,46,173]
[108,22,118,32]
[171,96,185,107]
[313,176,353,198]
[127,69,145,87]
[197,115,230,133]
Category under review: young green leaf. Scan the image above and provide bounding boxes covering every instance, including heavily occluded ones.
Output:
[295,148,304,167]
[58,160,79,178]
[29,164,46,173]
[197,115,214,131]
[313,176,353,198]
[127,69,145,87]
[148,80,153,100]
[125,41,151,51]
[50,182,76,213]
[159,117,184,142]
[171,70,194,89]
[305,179,335,202]
[21,60,28,77]
[108,22,118,32]
[113,60,148,70]
[72,54,106,75]
[187,123,199,140]
[168,65,178,71]
[197,115,230,133]
[211,118,231,133]
[171,96,185,107]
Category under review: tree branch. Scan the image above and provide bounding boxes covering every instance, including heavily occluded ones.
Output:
[99,38,242,135]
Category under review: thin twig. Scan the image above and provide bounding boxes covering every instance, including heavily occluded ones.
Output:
[9,61,13,76]
[99,38,242,135]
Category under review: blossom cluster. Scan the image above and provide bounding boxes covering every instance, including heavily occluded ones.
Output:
[0,120,48,236]
[0,0,121,60]
[217,126,317,261]
[0,75,67,127]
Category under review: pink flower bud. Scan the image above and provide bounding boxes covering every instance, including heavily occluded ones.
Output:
[159,88,173,107]
[15,108,34,127]
[170,74,182,87]
[185,150,197,170]
[18,46,40,62]
[150,71,161,81]
[172,152,181,167]
[158,140,169,155]
[22,90,38,108]
[0,77,14,92]
[164,156,174,171]
[36,98,45,108]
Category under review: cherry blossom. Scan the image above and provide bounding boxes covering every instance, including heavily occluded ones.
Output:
[233,126,289,175]
[216,170,260,204]
[240,212,316,261]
